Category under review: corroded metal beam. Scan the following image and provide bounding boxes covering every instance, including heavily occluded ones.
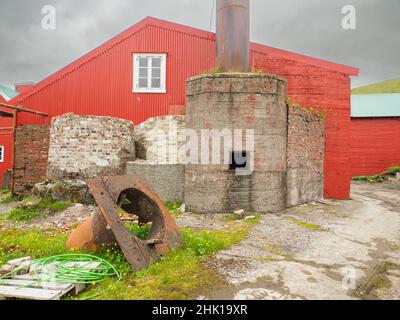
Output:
[67,175,182,272]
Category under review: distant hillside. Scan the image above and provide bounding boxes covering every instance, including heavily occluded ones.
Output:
[352,78,400,94]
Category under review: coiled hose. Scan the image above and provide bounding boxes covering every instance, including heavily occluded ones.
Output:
[0,253,122,300]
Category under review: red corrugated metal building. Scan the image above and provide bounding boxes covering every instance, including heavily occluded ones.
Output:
[350,94,400,176]
[0,88,18,187]
[9,17,359,199]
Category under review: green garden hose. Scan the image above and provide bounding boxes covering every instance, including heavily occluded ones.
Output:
[0,253,122,300]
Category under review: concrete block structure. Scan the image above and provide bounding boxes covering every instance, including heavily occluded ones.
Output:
[126,161,185,202]
[185,73,289,214]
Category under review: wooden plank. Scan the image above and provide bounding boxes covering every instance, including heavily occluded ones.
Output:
[0,285,63,300]
[14,274,86,295]
[0,279,73,291]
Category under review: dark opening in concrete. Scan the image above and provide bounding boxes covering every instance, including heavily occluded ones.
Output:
[230,151,249,170]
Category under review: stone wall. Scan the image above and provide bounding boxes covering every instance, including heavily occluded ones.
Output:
[14,125,50,194]
[286,105,325,207]
[126,161,185,202]
[134,115,186,164]
[47,113,135,180]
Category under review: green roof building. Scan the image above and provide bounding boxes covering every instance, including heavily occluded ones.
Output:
[0,85,20,102]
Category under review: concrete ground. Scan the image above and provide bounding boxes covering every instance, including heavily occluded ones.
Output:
[178,181,400,300]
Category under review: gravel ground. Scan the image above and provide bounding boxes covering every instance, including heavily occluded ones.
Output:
[0,203,95,231]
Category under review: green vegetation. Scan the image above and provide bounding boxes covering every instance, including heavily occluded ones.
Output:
[388,166,400,175]
[284,216,323,231]
[352,165,400,184]
[6,195,71,222]
[0,217,259,300]
[252,68,266,74]
[288,98,326,121]
[0,227,68,264]
[352,78,400,95]
[206,66,224,75]
[0,193,19,204]
[352,175,388,183]
[125,223,152,240]
[165,200,184,217]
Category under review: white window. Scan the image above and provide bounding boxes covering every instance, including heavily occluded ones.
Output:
[0,146,4,163]
[133,53,166,93]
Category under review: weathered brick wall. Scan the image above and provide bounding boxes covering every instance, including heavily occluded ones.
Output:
[287,105,325,207]
[14,125,50,194]
[47,113,135,180]
[134,115,186,164]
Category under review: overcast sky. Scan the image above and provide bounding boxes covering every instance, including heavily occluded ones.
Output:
[0,0,399,89]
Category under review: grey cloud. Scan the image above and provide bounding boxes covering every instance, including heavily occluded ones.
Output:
[0,0,399,88]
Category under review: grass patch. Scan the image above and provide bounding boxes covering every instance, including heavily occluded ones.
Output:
[284,216,323,231]
[6,195,71,222]
[79,221,256,300]
[352,165,400,183]
[0,216,259,300]
[388,166,400,175]
[0,193,19,204]
[125,223,152,240]
[352,78,400,95]
[352,175,388,183]
[165,201,184,217]
[0,227,68,264]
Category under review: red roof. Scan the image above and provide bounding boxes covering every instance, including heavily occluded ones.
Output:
[11,16,359,104]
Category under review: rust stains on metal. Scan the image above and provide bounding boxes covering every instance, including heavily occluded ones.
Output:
[66,175,182,272]
[216,0,250,72]
[66,211,116,251]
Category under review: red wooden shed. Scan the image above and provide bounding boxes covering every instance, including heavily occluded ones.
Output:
[9,17,359,199]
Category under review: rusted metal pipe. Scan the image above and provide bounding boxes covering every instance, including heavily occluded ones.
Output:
[216,0,250,72]
[0,102,48,117]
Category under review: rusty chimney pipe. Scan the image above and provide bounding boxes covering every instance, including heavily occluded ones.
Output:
[216,0,250,72]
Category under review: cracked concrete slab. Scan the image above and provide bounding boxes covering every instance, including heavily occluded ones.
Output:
[185,181,400,300]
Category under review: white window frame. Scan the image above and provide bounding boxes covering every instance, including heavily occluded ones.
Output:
[133,53,167,93]
[0,146,4,163]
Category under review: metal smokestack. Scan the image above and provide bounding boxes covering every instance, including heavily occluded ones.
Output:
[216,0,250,72]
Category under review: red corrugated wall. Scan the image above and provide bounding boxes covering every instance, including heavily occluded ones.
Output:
[350,118,400,176]
[251,49,352,199]
[0,98,13,187]
[11,19,354,199]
